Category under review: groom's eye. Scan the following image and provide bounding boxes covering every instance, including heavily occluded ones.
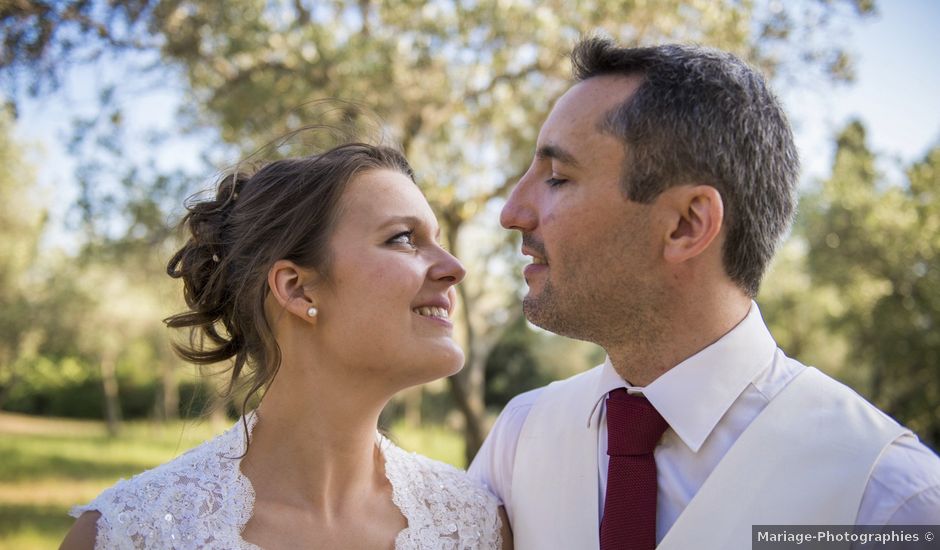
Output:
[545,177,568,187]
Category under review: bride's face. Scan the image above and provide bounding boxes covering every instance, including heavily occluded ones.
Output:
[311,168,466,388]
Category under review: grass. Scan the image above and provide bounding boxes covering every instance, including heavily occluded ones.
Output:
[386,421,466,469]
[0,412,464,549]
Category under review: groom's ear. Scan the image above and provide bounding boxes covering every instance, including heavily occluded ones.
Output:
[656,185,724,264]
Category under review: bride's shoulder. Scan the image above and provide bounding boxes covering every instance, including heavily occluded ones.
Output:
[383,438,499,512]
[382,438,503,548]
[69,418,255,549]
[384,440,495,504]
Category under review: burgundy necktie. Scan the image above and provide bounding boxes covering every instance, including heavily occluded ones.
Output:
[600,389,668,550]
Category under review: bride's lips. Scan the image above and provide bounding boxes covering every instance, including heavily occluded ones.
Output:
[412,297,454,328]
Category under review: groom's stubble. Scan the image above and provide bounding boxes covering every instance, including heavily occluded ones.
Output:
[519,209,669,364]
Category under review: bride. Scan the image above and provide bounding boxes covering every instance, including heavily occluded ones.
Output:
[61,143,511,549]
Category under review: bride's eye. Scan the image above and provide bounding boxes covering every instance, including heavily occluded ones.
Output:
[387,230,417,248]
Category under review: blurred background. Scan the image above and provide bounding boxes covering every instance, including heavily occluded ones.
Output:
[1,0,938,547]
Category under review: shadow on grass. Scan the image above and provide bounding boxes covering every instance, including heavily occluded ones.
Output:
[0,502,72,539]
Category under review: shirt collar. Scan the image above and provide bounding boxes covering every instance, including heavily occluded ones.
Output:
[586,302,778,453]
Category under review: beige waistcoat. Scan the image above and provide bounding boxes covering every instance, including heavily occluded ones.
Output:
[510,366,907,550]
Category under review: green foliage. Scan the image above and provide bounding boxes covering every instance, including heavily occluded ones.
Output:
[3,356,98,418]
[3,372,216,421]
[0,1,882,462]
[485,315,604,409]
[804,122,940,445]
[0,106,51,407]
[485,316,548,409]
[0,1,153,97]
[761,120,940,448]
[759,242,852,380]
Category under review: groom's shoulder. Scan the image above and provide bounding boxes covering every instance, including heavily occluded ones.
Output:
[527,362,607,401]
[484,388,543,443]
[503,387,544,414]
[491,364,606,432]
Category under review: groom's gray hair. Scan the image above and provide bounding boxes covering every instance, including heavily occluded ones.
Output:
[571,38,799,298]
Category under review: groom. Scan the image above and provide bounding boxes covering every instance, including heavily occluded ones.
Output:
[469,38,940,549]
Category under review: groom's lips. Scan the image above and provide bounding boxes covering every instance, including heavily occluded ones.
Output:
[522,245,548,279]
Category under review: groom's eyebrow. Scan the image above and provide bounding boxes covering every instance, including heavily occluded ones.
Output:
[536,143,581,168]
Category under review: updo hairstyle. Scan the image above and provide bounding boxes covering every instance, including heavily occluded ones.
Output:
[165,143,415,408]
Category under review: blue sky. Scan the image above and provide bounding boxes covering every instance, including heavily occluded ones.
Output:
[13,0,940,249]
[782,0,940,182]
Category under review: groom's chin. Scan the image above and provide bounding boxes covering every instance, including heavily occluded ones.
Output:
[522,294,555,331]
[523,293,595,344]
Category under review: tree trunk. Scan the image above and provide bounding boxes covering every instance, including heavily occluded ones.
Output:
[448,368,485,464]
[100,352,122,436]
[208,377,231,430]
[160,361,179,421]
[867,324,884,405]
[403,385,422,428]
[0,358,17,411]
[0,374,16,410]
[439,217,488,464]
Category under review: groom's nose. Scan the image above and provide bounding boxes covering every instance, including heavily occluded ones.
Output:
[500,171,538,233]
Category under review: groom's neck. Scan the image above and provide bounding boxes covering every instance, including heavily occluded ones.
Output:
[604,288,750,387]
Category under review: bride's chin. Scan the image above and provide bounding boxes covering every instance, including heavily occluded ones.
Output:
[440,347,465,376]
[442,360,464,378]
[411,355,465,386]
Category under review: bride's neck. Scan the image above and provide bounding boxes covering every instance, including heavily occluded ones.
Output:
[240,359,391,513]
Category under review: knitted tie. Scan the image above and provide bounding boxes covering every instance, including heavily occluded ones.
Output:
[600,389,668,550]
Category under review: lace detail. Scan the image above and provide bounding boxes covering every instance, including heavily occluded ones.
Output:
[382,438,502,549]
[70,414,259,550]
[71,415,501,549]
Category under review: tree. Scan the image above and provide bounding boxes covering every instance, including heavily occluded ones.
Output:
[797,120,939,447]
[0,104,99,419]
[0,106,46,407]
[2,0,876,461]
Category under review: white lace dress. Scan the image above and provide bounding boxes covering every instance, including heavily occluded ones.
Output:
[70,414,502,549]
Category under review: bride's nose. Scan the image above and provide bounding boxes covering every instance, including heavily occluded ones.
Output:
[429,246,466,286]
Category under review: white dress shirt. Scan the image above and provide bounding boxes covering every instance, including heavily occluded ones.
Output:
[468,303,940,541]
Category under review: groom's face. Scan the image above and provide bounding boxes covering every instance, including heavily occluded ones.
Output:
[501,75,666,345]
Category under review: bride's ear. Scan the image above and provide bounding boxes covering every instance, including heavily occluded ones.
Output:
[267,260,319,324]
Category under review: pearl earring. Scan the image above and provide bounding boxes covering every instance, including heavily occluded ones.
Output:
[306,306,318,318]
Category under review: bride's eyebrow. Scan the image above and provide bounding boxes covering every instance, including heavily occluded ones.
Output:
[377,215,441,237]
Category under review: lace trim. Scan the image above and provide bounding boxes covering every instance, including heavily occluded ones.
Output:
[70,413,259,549]
[72,414,500,549]
[228,413,260,550]
[382,438,502,549]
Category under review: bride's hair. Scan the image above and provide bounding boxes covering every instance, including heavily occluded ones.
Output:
[165,143,415,413]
